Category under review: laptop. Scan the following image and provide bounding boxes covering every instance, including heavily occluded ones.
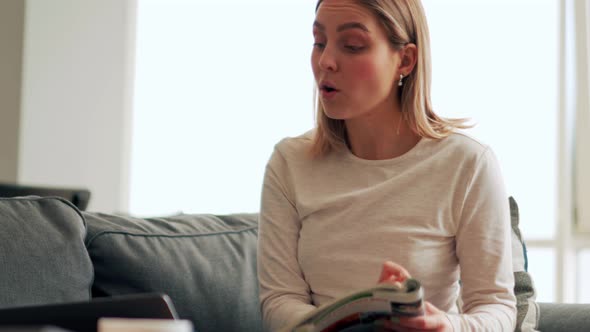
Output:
[0,293,179,332]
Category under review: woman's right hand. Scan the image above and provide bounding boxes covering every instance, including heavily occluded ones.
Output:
[377,262,452,332]
[375,261,412,331]
[377,261,411,288]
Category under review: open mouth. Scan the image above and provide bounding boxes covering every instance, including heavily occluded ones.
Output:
[321,84,338,93]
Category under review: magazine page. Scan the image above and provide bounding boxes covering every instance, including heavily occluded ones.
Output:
[289,279,424,332]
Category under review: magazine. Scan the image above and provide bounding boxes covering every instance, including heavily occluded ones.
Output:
[283,279,424,332]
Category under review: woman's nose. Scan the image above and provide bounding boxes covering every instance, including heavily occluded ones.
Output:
[318,47,338,72]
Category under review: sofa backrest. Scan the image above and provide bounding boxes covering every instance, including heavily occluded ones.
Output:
[83,212,263,332]
[0,183,91,211]
[0,195,540,332]
[0,196,93,308]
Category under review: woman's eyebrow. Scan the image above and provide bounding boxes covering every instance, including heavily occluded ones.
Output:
[313,21,326,31]
[313,21,370,33]
[337,22,369,32]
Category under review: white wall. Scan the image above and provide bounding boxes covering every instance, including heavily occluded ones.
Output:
[17,0,136,213]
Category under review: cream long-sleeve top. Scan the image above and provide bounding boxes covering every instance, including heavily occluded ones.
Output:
[257,131,516,332]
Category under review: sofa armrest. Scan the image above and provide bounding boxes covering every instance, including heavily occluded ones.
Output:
[538,302,590,332]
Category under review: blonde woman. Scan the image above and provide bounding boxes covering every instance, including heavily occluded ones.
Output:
[257,0,516,331]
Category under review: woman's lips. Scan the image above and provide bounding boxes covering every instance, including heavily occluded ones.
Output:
[319,81,340,100]
[320,88,339,99]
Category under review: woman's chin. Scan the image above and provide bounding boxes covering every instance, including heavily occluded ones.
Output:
[322,107,350,120]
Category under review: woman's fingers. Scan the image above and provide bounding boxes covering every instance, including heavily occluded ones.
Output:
[378,261,411,284]
[396,302,450,331]
[424,302,440,315]
[378,302,451,332]
[376,262,450,331]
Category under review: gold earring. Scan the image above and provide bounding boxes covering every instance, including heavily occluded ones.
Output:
[398,74,404,87]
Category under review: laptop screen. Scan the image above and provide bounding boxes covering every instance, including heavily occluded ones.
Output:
[0,293,179,332]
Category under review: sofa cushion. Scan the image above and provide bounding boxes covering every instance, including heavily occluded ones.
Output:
[0,196,93,308]
[84,212,262,332]
[510,196,540,332]
[537,302,590,331]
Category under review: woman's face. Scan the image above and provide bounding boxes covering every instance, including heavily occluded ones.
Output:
[312,0,401,120]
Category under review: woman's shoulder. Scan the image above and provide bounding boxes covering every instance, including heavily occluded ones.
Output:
[274,130,315,158]
[442,131,489,151]
[266,130,316,174]
[429,131,493,164]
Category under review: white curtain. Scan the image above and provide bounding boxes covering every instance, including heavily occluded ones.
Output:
[574,0,590,232]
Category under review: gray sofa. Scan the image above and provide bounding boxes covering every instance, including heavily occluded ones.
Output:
[0,196,588,332]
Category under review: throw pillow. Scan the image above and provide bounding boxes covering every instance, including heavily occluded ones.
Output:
[0,196,93,308]
[84,212,262,332]
[510,196,540,332]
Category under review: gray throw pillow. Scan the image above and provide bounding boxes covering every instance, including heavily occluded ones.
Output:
[0,196,93,308]
[510,196,540,332]
[84,212,262,332]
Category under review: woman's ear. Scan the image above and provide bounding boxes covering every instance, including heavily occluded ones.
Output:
[399,43,418,76]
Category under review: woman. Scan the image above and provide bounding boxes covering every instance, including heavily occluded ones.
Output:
[257,0,516,331]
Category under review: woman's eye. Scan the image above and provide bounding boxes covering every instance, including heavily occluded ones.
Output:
[313,42,326,49]
[345,45,365,52]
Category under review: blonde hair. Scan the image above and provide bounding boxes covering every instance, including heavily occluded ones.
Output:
[310,0,471,157]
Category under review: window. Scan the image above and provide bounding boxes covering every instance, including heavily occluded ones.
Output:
[422,0,559,302]
[578,250,590,302]
[130,0,317,216]
[132,0,584,303]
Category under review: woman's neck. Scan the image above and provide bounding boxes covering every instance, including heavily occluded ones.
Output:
[345,109,421,161]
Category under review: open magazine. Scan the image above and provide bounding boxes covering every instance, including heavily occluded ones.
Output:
[283,279,424,332]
